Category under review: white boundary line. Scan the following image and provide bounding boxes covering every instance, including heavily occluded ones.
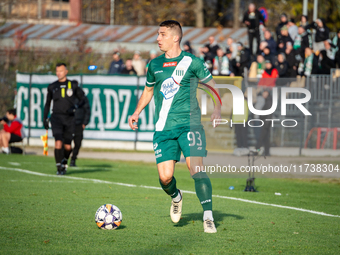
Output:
[1,166,340,218]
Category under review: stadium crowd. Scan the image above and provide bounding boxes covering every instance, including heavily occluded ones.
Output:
[108,3,340,87]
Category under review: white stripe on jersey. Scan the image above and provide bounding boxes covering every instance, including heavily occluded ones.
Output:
[155,56,192,131]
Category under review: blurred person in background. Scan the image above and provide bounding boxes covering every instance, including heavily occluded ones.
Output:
[212,48,231,76]
[275,53,288,78]
[277,26,293,53]
[121,59,137,75]
[333,29,340,67]
[285,42,299,77]
[146,50,158,72]
[235,42,251,77]
[262,46,276,65]
[276,13,288,43]
[183,41,195,55]
[132,51,146,76]
[318,40,336,75]
[0,109,25,154]
[226,37,239,60]
[298,47,319,77]
[263,30,277,55]
[311,18,329,52]
[249,54,265,79]
[294,26,313,61]
[108,51,124,74]
[243,3,265,55]
[199,46,214,72]
[287,18,298,41]
[255,89,272,156]
[258,60,279,87]
[299,15,309,29]
[70,90,90,167]
[204,36,219,57]
[225,49,236,76]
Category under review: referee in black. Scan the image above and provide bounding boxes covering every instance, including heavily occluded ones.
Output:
[43,63,85,175]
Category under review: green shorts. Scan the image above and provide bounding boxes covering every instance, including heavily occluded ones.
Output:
[153,125,207,164]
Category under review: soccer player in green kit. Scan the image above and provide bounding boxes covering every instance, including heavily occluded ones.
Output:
[128,20,221,233]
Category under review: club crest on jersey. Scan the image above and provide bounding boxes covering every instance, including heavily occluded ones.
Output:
[66,88,73,97]
[163,62,177,67]
[160,77,180,100]
[176,68,184,76]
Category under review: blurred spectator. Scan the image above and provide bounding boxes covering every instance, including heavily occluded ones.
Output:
[285,42,299,77]
[242,3,265,55]
[318,40,336,74]
[108,51,124,74]
[333,29,340,67]
[121,59,137,75]
[199,46,214,72]
[225,49,236,76]
[255,89,272,156]
[145,50,157,72]
[311,18,330,52]
[226,37,238,60]
[232,95,249,156]
[278,26,293,53]
[262,30,277,54]
[204,36,219,57]
[132,51,146,76]
[300,15,309,28]
[249,54,265,79]
[294,26,313,61]
[0,109,25,154]
[287,18,298,41]
[183,41,195,55]
[262,46,276,65]
[235,43,251,77]
[275,53,288,78]
[258,60,279,87]
[212,48,231,76]
[276,13,288,43]
[298,47,318,77]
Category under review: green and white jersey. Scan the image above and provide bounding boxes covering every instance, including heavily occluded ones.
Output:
[146,51,212,131]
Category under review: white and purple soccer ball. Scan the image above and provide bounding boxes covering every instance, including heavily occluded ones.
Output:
[95,204,122,230]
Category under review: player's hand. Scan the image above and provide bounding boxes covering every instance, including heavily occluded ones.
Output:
[210,109,221,128]
[82,124,86,129]
[128,113,139,130]
[43,118,49,130]
[0,120,5,125]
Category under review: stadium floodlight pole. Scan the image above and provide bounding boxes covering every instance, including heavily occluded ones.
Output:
[302,0,308,15]
[313,0,318,20]
[110,0,115,25]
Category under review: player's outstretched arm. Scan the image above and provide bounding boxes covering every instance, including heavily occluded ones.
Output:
[128,86,154,130]
[205,79,222,127]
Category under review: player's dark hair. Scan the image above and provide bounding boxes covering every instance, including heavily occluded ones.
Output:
[159,20,183,43]
[7,108,16,116]
[56,63,67,68]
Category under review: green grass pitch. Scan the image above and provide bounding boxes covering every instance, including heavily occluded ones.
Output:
[0,154,339,254]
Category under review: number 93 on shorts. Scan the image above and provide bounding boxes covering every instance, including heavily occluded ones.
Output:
[153,125,207,164]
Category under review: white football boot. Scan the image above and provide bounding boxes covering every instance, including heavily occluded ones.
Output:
[170,190,182,223]
[203,219,217,233]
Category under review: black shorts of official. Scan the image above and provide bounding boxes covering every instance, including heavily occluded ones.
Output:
[50,113,75,144]
[9,134,22,143]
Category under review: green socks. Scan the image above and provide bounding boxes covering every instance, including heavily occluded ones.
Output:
[159,177,179,199]
[192,171,212,211]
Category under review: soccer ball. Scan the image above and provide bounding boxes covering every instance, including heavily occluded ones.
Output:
[95,204,122,230]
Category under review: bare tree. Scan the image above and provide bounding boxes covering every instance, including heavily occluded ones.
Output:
[233,0,240,29]
[195,0,204,28]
